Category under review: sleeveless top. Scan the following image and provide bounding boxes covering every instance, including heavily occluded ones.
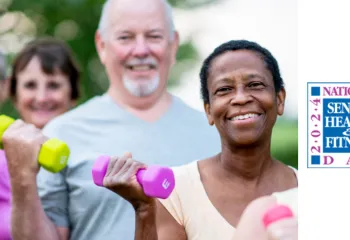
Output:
[159,161,298,240]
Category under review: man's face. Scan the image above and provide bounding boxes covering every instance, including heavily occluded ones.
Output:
[96,0,178,99]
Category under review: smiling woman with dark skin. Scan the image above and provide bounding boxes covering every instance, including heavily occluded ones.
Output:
[94,40,298,240]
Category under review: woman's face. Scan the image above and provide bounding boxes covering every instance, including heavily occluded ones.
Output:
[204,50,286,146]
[15,56,75,129]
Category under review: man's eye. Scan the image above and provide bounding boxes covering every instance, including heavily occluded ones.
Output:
[149,35,162,39]
[118,36,130,40]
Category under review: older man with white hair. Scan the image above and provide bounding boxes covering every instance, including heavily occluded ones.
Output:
[5,0,221,239]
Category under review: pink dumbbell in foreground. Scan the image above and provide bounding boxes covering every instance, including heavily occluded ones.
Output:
[262,204,294,228]
[92,155,175,199]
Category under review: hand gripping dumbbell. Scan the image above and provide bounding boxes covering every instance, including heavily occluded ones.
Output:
[92,155,175,199]
[0,115,70,173]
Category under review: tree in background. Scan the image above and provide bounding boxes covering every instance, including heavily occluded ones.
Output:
[2,0,220,104]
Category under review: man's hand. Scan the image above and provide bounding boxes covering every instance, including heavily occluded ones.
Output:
[2,120,47,181]
[103,153,156,210]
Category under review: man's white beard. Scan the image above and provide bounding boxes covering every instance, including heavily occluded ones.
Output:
[123,75,160,97]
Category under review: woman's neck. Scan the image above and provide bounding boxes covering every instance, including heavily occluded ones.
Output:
[216,140,274,181]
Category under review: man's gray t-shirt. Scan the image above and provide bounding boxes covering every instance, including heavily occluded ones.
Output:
[37,94,221,240]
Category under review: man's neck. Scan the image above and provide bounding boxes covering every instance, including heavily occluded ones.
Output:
[107,88,173,122]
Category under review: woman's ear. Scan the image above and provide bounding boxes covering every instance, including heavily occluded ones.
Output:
[204,102,215,126]
[276,87,286,116]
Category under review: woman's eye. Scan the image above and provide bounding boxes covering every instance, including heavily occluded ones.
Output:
[24,81,36,89]
[249,82,264,88]
[218,87,231,92]
[48,82,61,89]
[215,87,232,95]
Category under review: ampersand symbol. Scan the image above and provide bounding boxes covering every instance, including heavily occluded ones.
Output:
[343,128,350,137]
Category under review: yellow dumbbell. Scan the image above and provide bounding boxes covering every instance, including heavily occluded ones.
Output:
[0,115,70,173]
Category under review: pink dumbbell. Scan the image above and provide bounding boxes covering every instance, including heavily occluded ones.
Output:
[92,155,175,199]
[262,204,294,228]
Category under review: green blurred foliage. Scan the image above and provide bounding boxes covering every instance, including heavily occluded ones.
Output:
[168,0,219,8]
[1,0,298,169]
[272,119,298,169]
[6,0,219,104]
[1,0,212,114]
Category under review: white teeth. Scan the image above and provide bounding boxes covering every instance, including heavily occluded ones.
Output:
[130,65,152,71]
[231,113,259,121]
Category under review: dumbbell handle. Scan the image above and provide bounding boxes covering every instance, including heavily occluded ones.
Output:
[92,155,147,187]
[92,155,175,199]
[0,115,70,173]
[136,169,147,186]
